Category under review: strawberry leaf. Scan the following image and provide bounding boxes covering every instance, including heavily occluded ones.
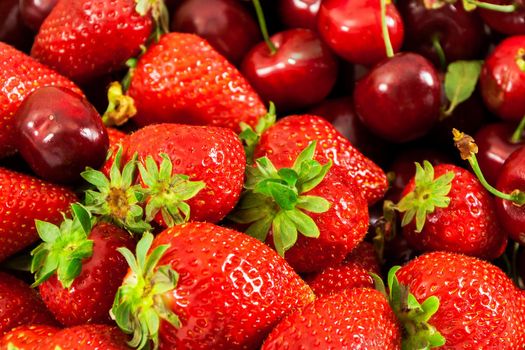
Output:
[239,102,276,164]
[443,60,483,116]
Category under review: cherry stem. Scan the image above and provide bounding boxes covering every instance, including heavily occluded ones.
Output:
[380,0,394,58]
[431,34,447,71]
[252,0,277,55]
[510,115,525,143]
[465,0,517,12]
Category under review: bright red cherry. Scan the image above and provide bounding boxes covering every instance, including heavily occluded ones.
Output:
[353,53,442,143]
[480,35,525,122]
[0,0,33,52]
[14,86,109,184]
[317,0,404,66]
[242,28,338,111]
[19,0,58,32]
[171,0,260,65]
[479,0,525,35]
[278,0,321,31]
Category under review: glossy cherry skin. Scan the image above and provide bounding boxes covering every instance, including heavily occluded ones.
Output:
[19,0,57,32]
[495,146,525,245]
[480,36,525,122]
[0,0,33,52]
[354,53,442,143]
[14,86,109,184]
[242,28,338,111]
[479,0,525,35]
[279,0,321,31]
[397,0,486,67]
[171,0,260,65]
[317,0,404,66]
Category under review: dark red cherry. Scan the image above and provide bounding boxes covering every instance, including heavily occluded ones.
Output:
[480,35,525,122]
[19,0,57,32]
[171,0,260,65]
[241,28,338,111]
[0,0,33,52]
[14,86,109,184]
[479,0,525,35]
[354,53,442,143]
[278,0,321,31]
[317,0,404,66]
[397,0,486,68]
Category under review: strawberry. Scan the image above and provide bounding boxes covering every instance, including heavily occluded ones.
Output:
[252,114,388,205]
[261,288,402,349]
[30,0,165,84]
[127,33,267,132]
[0,42,81,158]
[0,325,59,350]
[229,141,369,273]
[397,161,507,259]
[0,167,77,262]
[111,223,314,349]
[396,251,525,348]
[0,272,57,336]
[31,204,136,326]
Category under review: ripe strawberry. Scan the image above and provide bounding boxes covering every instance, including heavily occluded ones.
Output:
[0,272,57,336]
[30,0,162,84]
[111,223,314,349]
[127,33,267,132]
[261,288,402,349]
[100,128,129,176]
[0,325,59,349]
[396,251,525,348]
[253,114,388,205]
[397,161,507,259]
[230,141,369,273]
[0,42,81,158]
[0,167,77,262]
[31,204,136,326]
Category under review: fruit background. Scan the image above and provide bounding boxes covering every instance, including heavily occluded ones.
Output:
[0,0,525,349]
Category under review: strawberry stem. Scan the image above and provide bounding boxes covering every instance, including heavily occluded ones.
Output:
[380,0,394,58]
[464,0,517,12]
[252,0,277,55]
[510,115,525,143]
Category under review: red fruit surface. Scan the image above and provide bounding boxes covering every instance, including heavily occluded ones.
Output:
[31,0,153,83]
[128,33,267,132]
[46,324,130,349]
[0,167,77,262]
[0,42,82,158]
[479,0,525,35]
[262,288,402,349]
[397,251,525,348]
[0,325,59,349]
[279,0,321,31]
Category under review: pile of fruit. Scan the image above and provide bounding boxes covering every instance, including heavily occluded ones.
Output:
[0,0,524,348]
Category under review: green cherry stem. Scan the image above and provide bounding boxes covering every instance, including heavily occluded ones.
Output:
[465,0,517,12]
[252,0,277,55]
[431,34,447,71]
[510,115,525,143]
[380,0,394,58]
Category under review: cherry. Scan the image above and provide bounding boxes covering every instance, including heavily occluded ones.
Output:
[480,35,525,122]
[19,0,57,32]
[14,86,109,184]
[0,0,33,52]
[171,0,260,65]
[317,0,404,66]
[354,53,442,143]
[278,0,321,31]
[397,0,486,69]
[479,0,525,35]
[241,28,338,111]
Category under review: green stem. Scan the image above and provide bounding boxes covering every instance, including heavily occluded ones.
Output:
[252,0,277,55]
[465,0,517,12]
[510,115,525,143]
[380,0,394,58]
[432,34,447,71]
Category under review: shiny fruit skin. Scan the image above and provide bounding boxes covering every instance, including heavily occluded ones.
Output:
[278,0,321,31]
[354,53,442,143]
[19,0,58,32]
[317,0,404,66]
[479,0,525,35]
[46,324,130,350]
[241,28,338,111]
[15,86,109,184]
[0,325,59,349]
[0,0,33,52]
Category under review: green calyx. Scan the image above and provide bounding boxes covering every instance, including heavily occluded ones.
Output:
[111,232,180,350]
[82,147,151,234]
[31,203,95,289]
[396,161,454,233]
[372,267,445,349]
[138,154,206,227]
[239,102,276,165]
[135,0,170,41]
[229,141,332,256]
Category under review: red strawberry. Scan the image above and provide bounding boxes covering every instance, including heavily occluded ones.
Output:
[0,325,59,350]
[261,288,402,349]
[111,223,314,349]
[0,272,57,336]
[0,167,77,262]
[253,114,388,205]
[127,33,267,132]
[0,42,81,157]
[397,161,507,259]
[396,251,525,348]
[31,0,160,83]
[31,204,136,326]
[100,127,129,176]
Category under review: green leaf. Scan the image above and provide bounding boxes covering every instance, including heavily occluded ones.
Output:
[245,216,274,242]
[443,60,483,115]
[272,212,298,256]
[286,209,320,238]
[71,203,92,235]
[292,141,317,173]
[254,180,298,210]
[81,168,110,189]
[370,272,388,298]
[299,161,332,193]
[278,168,298,187]
[57,257,83,289]
[296,195,331,213]
[35,220,60,243]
